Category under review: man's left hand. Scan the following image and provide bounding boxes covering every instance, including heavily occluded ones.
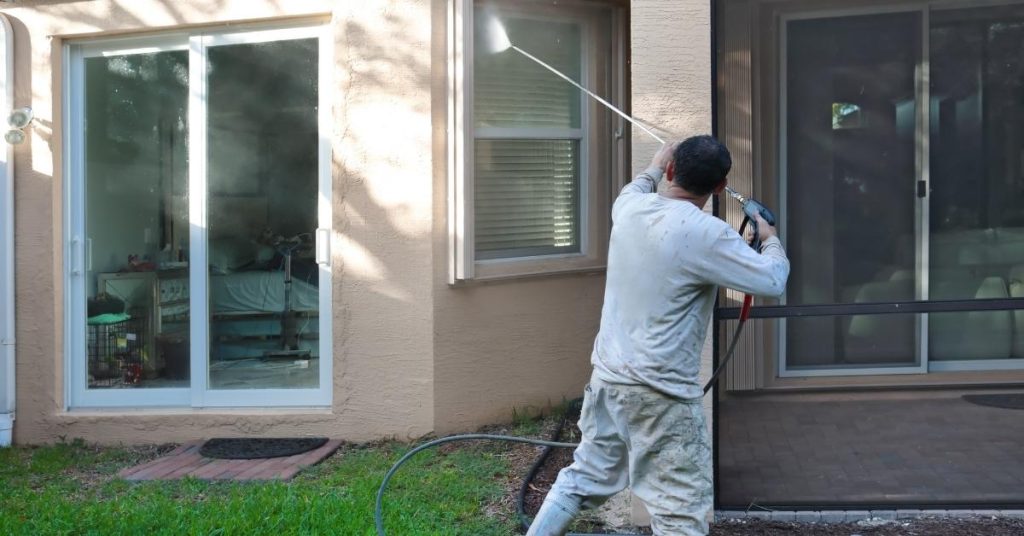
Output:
[650,141,680,172]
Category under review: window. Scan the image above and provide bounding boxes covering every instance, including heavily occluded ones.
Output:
[448,0,627,281]
[65,24,332,408]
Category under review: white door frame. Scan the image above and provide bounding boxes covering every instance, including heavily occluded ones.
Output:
[64,23,333,409]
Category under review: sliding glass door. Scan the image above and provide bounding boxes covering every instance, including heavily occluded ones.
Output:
[780,4,1024,375]
[782,12,922,374]
[66,25,332,408]
[927,7,1024,370]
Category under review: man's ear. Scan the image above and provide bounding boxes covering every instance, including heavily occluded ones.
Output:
[665,162,674,183]
[713,178,728,195]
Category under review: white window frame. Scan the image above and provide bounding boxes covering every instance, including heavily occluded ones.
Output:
[64,22,333,409]
[448,0,625,282]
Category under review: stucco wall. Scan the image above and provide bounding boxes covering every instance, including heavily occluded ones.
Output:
[630,0,713,522]
[430,0,715,434]
[9,0,715,446]
[9,0,435,444]
[630,0,714,421]
[428,0,611,433]
[431,275,606,433]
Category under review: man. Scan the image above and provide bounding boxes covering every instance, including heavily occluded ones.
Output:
[527,136,790,536]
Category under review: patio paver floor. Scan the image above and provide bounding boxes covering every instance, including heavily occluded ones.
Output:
[718,389,1024,507]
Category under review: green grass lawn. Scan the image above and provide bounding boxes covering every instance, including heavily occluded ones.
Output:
[0,438,521,536]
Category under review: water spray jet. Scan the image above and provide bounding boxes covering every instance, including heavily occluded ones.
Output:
[482,13,667,144]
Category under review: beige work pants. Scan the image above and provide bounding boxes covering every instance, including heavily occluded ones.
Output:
[538,375,712,536]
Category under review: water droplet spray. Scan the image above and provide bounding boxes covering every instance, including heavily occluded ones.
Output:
[481,13,669,144]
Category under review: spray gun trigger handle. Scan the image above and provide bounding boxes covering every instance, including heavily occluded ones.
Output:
[749,218,761,251]
[739,216,760,251]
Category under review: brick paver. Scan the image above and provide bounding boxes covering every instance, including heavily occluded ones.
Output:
[718,389,1024,507]
[119,439,342,481]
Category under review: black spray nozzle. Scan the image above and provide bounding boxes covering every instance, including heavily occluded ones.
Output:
[724,187,776,250]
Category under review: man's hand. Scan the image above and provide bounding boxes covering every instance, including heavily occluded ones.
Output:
[753,212,777,243]
[650,141,680,172]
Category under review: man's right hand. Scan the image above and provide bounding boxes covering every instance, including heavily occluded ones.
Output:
[753,212,777,243]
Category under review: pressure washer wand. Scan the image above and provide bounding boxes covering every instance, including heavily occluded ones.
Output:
[509,45,665,144]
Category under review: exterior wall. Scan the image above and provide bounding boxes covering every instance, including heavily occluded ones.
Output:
[630,0,714,421]
[630,0,713,522]
[8,0,716,446]
[431,276,606,433]
[429,0,717,436]
[429,0,611,433]
[9,0,435,444]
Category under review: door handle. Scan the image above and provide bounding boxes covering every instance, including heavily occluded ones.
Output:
[916,180,928,198]
[315,228,331,266]
[70,236,83,275]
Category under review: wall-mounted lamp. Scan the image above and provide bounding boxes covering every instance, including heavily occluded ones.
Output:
[4,106,33,145]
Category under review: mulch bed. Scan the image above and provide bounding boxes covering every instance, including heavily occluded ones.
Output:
[521,422,581,518]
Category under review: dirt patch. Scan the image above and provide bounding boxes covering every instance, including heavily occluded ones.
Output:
[520,423,579,517]
[48,442,178,499]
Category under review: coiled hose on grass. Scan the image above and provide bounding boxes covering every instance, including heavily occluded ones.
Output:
[374,434,578,536]
[375,401,645,536]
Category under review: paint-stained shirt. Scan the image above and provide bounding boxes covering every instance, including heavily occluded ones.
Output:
[591,167,790,400]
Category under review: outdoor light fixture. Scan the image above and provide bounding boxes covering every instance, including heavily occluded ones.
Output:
[4,106,32,145]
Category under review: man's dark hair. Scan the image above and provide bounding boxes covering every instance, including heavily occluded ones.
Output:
[670,135,732,196]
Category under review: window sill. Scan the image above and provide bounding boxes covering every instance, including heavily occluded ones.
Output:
[452,262,606,286]
[60,407,334,417]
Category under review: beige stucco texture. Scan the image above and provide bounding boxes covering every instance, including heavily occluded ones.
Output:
[433,0,716,435]
[628,1,713,523]
[10,0,437,444]
[8,0,714,446]
[631,0,714,427]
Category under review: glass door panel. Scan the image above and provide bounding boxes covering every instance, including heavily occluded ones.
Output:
[929,7,1024,363]
[84,50,190,390]
[783,13,920,371]
[206,38,321,390]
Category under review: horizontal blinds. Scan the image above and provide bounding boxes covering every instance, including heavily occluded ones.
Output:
[474,139,580,259]
[473,17,581,129]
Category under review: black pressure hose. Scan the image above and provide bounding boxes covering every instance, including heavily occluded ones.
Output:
[515,399,583,532]
[374,434,578,536]
[373,433,655,536]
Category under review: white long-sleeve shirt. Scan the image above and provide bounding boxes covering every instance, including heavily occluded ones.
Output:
[591,167,790,399]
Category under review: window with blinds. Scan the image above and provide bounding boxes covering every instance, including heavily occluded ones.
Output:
[473,16,585,260]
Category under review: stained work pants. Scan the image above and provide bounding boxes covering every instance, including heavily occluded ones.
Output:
[528,375,713,536]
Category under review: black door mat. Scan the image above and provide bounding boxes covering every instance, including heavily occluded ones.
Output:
[200,437,329,459]
[962,394,1024,410]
